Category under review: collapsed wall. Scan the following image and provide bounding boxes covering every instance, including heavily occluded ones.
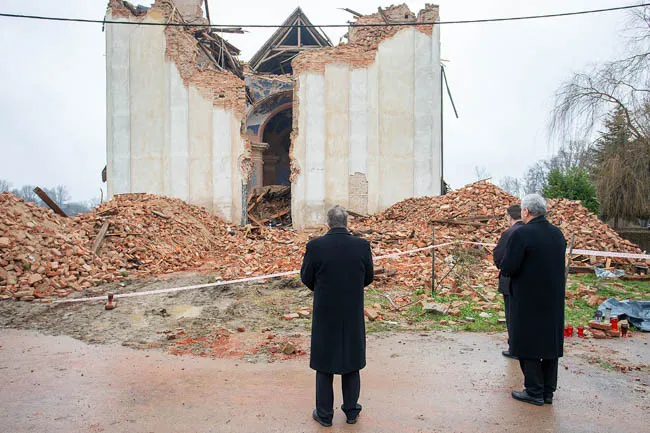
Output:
[290,4,442,229]
[105,0,250,224]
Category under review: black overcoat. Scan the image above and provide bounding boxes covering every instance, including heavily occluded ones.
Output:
[500,216,566,359]
[493,221,523,295]
[300,227,374,374]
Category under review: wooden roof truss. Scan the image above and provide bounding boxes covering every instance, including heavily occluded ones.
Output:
[249,7,332,75]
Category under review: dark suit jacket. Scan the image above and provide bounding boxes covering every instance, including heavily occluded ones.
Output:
[500,216,566,359]
[493,221,523,295]
[300,227,374,374]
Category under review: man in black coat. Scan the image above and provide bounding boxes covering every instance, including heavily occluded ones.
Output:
[493,204,523,359]
[500,194,566,406]
[300,205,374,427]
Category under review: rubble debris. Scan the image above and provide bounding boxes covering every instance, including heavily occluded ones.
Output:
[422,302,449,315]
[281,341,296,355]
[364,307,379,321]
[293,4,439,74]
[1,180,645,303]
[247,186,291,227]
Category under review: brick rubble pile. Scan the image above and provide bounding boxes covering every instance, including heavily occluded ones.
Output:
[0,182,645,302]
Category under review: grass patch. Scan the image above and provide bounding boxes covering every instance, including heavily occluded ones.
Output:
[361,274,647,334]
[565,274,648,328]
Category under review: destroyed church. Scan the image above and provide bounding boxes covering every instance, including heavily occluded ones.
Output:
[105,0,442,229]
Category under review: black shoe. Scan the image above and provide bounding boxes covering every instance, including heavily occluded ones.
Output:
[511,390,544,406]
[312,409,332,427]
[341,404,361,424]
[544,395,553,405]
[502,350,518,360]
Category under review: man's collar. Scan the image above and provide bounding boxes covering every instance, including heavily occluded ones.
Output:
[327,227,350,235]
[527,215,547,224]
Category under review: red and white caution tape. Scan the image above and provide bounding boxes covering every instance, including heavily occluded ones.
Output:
[51,240,648,304]
[567,248,650,260]
[52,241,459,304]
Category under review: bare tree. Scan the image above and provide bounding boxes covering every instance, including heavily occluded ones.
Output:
[50,185,71,207]
[551,6,650,143]
[0,179,10,193]
[551,6,650,224]
[523,162,547,195]
[474,166,491,181]
[546,140,593,175]
[499,176,522,197]
[11,185,39,203]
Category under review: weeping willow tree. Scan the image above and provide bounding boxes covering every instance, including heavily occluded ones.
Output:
[592,108,650,227]
[551,6,650,227]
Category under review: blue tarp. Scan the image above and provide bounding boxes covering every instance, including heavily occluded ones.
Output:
[597,298,650,332]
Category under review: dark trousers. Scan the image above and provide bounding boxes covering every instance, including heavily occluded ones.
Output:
[503,294,512,349]
[316,371,361,422]
[519,358,558,398]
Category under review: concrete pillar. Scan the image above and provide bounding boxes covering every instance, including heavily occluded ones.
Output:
[250,142,269,188]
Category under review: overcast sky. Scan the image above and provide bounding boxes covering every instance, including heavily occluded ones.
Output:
[0,0,632,202]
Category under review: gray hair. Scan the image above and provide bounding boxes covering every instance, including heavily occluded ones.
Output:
[327,205,348,228]
[521,193,547,217]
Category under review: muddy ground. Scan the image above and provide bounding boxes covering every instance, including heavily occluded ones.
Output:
[1,272,648,376]
[1,274,650,431]
[0,273,315,363]
[1,329,649,432]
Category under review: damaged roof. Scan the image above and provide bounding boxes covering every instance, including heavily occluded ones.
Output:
[248,7,332,75]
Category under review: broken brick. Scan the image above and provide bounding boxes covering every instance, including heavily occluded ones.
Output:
[364,308,379,322]
[588,320,612,332]
[592,329,607,339]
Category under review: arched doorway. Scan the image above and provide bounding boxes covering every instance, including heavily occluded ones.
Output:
[261,106,292,186]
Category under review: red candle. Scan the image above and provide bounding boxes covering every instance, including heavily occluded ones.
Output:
[565,324,573,337]
[577,326,585,338]
[611,317,619,332]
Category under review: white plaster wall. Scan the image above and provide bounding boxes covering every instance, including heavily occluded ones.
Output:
[168,63,190,201]
[324,64,350,210]
[293,27,442,229]
[377,29,415,209]
[105,12,134,197]
[105,15,246,224]
[302,73,326,227]
[129,14,166,194]
[349,69,368,176]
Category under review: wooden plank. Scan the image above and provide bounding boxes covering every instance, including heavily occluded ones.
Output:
[457,214,500,222]
[429,218,484,228]
[91,221,110,255]
[33,187,67,217]
[247,214,263,227]
[348,210,369,219]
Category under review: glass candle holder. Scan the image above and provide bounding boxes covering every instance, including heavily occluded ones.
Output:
[565,324,573,337]
[577,326,585,338]
[610,317,619,332]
